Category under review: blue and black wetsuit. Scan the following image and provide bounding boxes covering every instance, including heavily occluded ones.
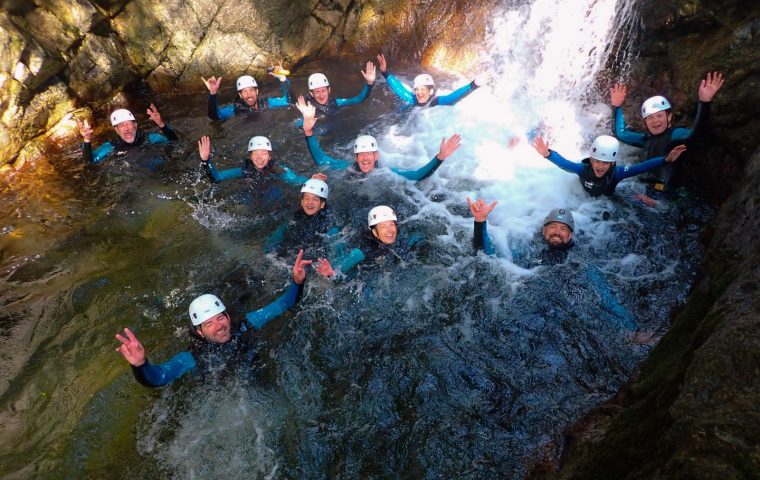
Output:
[613,101,710,191]
[544,150,668,197]
[473,221,573,266]
[306,83,373,117]
[81,125,178,164]
[208,79,291,121]
[336,231,427,275]
[266,208,343,257]
[381,70,478,109]
[131,281,303,388]
[304,133,444,181]
[202,155,308,187]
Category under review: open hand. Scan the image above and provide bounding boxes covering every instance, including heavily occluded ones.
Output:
[115,328,146,367]
[201,76,223,95]
[467,197,498,222]
[361,61,377,85]
[532,136,550,158]
[310,172,328,181]
[376,54,387,73]
[296,96,317,135]
[316,258,335,278]
[77,119,93,143]
[437,133,462,160]
[698,71,724,102]
[610,83,627,107]
[665,144,687,163]
[198,135,211,161]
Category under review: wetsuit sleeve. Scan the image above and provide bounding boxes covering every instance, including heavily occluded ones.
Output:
[87,142,114,164]
[208,94,235,121]
[473,221,496,255]
[616,156,666,180]
[266,79,291,109]
[265,222,288,253]
[245,281,304,330]
[336,84,373,107]
[545,150,585,175]
[390,155,443,181]
[131,351,197,388]
[147,124,177,144]
[278,166,309,186]
[436,81,478,106]
[613,107,646,146]
[382,72,415,105]
[671,101,711,142]
[159,124,178,141]
[203,157,244,182]
[334,248,366,273]
[305,134,353,169]
[81,142,94,163]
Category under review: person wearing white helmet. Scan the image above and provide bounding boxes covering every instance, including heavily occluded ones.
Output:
[202,65,291,121]
[197,134,309,187]
[376,54,490,108]
[295,97,461,181]
[315,205,426,278]
[609,72,724,194]
[76,103,178,164]
[115,250,312,388]
[303,61,376,117]
[532,134,687,198]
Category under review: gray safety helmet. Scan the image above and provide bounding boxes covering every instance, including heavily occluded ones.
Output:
[543,208,574,231]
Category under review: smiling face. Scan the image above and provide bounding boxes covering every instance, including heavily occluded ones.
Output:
[355,151,379,173]
[300,192,326,216]
[590,158,614,177]
[114,121,138,143]
[414,86,433,104]
[311,87,330,105]
[238,86,259,107]
[249,149,272,170]
[196,312,232,344]
[644,110,672,136]
[542,222,573,247]
[371,220,398,245]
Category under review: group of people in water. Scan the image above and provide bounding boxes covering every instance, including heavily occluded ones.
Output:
[73,54,724,388]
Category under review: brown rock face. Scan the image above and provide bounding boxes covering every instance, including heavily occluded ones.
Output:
[0,0,495,169]
[531,0,760,478]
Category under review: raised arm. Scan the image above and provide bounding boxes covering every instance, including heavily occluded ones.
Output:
[377,53,415,105]
[336,61,376,107]
[115,327,197,388]
[266,66,292,108]
[391,133,461,181]
[532,137,584,174]
[610,84,645,146]
[245,250,311,329]
[296,96,353,169]
[468,197,497,255]
[198,135,244,182]
[616,145,686,180]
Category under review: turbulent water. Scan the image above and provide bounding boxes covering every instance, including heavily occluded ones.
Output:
[0,0,714,478]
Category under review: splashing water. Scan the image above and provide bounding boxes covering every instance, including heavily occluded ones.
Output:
[0,0,712,478]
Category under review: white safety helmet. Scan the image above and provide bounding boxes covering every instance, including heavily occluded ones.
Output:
[236,75,258,91]
[248,136,272,152]
[413,74,435,89]
[188,294,226,326]
[590,135,619,163]
[308,73,330,90]
[641,95,671,118]
[300,179,329,199]
[543,208,575,231]
[368,205,397,227]
[110,109,135,126]
[354,134,379,154]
